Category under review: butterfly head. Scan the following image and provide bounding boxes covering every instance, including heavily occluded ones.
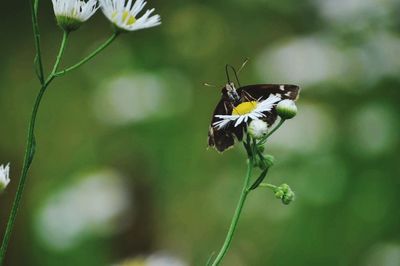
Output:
[222,82,241,103]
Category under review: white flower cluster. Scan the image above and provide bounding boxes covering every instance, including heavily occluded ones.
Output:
[51,0,161,32]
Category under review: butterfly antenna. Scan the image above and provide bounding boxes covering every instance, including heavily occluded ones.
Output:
[225,64,241,87]
[237,57,249,74]
[225,64,232,84]
[204,82,217,87]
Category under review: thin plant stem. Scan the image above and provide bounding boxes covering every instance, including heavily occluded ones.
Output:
[55,32,119,77]
[1,6,116,262]
[0,31,69,266]
[211,150,254,266]
[51,31,69,76]
[259,183,277,190]
[30,0,44,84]
[0,84,47,266]
[265,118,285,139]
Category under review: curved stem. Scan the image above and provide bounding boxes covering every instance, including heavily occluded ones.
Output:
[211,155,254,266]
[0,84,48,265]
[0,31,69,266]
[55,32,119,77]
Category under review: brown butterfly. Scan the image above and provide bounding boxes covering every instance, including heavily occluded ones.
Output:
[208,66,300,152]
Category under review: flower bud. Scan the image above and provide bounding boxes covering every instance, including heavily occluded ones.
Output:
[282,190,295,205]
[274,190,284,199]
[248,119,268,139]
[264,154,275,167]
[280,183,290,193]
[273,183,295,205]
[0,163,10,192]
[276,99,297,119]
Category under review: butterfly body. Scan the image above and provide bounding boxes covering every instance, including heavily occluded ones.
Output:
[208,83,300,152]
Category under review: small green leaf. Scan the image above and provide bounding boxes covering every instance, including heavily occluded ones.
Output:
[249,167,269,190]
[27,135,36,168]
[34,55,41,80]
[206,252,216,266]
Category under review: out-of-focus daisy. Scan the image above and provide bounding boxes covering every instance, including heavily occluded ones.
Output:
[100,0,161,32]
[0,163,10,192]
[51,0,98,31]
[213,94,281,129]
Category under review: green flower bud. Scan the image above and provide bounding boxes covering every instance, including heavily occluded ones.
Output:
[282,190,295,205]
[274,190,284,199]
[276,99,297,119]
[280,183,290,193]
[273,183,295,205]
[264,154,275,167]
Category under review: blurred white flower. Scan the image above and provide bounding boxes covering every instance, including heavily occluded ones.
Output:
[36,169,131,250]
[114,252,187,266]
[92,71,193,126]
[349,103,398,156]
[363,243,400,266]
[51,0,98,31]
[0,163,10,192]
[100,0,161,32]
[257,37,346,87]
[314,0,392,25]
[268,102,337,154]
[147,253,187,266]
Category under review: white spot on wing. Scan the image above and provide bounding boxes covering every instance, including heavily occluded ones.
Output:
[279,85,285,91]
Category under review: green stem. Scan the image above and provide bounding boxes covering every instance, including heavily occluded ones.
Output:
[0,84,47,266]
[55,32,119,77]
[211,155,254,266]
[265,118,285,139]
[0,31,69,266]
[51,31,69,76]
[30,0,44,84]
[259,183,277,190]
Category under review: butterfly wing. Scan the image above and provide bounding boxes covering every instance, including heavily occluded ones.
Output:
[238,84,300,102]
[208,98,236,152]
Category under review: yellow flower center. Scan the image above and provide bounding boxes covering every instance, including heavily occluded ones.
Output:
[112,11,136,25]
[232,101,258,115]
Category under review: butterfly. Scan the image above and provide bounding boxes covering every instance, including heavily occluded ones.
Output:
[207,66,300,152]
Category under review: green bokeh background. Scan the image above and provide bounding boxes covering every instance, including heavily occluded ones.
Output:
[1,0,400,265]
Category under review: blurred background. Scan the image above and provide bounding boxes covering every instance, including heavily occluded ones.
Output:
[1,0,400,265]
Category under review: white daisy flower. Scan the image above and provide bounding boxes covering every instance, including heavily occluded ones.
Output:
[213,94,282,129]
[51,0,98,31]
[0,163,10,192]
[100,0,161,32]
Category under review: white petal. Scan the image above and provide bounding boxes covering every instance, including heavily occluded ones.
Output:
[255,94,281,113]
[234,115,245,127]
[101,0,161,31]
[52,0,98,22]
